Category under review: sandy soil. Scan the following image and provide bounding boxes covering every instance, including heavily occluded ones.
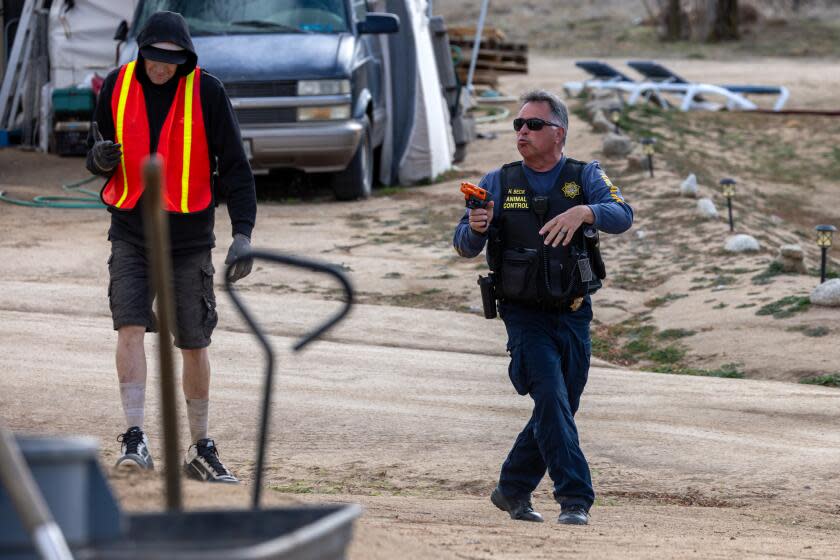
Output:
[2,55,840,558]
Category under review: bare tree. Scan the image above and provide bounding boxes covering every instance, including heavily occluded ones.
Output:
[710,0,739,40]
[664,0,683,40]
[692,0,739,41]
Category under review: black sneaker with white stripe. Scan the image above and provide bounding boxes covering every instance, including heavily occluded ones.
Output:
[183,438,238,483]
[115,426,154,470]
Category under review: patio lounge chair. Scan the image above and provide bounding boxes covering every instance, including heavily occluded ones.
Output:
[563,61,671,108]
[563,61,637,98]
[626,60,789,111]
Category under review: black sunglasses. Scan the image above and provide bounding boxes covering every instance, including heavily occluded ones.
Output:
[513,117,561,132]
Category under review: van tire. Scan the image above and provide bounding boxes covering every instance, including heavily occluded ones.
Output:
[333,117,373,201]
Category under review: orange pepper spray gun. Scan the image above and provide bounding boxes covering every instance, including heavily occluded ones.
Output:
[460,181,491,209]
[459,182,498,318]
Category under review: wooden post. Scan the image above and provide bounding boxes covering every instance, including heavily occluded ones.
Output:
[141,156,182,511]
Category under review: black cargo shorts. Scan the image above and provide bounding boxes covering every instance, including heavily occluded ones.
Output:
[107,239,219,349]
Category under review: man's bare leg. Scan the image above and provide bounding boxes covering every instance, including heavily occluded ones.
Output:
[181,347,237,482]
[116,326,147,429]
[115,325,153,469]
[182,347,210,442]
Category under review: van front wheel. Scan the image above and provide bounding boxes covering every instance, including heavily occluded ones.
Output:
[333,117,373,201]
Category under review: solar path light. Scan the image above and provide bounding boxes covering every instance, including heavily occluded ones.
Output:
[720,178,736,232]
[816,224,837,283]
[609,107,621,134]
[641,137,656,178]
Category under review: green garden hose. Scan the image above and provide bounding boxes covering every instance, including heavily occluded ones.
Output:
[0,175,104,209]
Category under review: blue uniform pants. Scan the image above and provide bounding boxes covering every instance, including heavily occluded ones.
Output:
[498,301,595,510]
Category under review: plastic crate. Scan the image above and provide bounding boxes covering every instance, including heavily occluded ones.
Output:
[53,126,88,156]
[52,88,96,118]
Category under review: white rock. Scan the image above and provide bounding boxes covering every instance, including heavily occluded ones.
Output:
[680,174,698,198]
[696,198,718,219]
[725,234,761,253]
[779,244,804,260]
[811,279,840,307]
[635,229,647,240]
[776,244,807,273]
[585,99,619,119]
[625,149,651,172]
[591,89,619,101]
[592,110,612,133]
[602,133,633,158]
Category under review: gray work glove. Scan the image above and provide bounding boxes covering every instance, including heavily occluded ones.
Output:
[225,233,253,283]
[90,122,122,172]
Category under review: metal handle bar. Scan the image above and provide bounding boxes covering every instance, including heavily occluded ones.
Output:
[224,249,354,509]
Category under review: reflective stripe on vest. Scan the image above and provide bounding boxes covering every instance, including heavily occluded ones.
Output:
[101,61,211,213]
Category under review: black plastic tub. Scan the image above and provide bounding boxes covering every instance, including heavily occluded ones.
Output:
[79,504,362,560]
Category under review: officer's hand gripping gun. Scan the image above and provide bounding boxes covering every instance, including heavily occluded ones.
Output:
[461,182,498,318]
[461,181,490,209]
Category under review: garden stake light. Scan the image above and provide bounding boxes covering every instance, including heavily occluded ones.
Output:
[720,178,736,232]
[641,137,656,178]
[609,108,621,134]
[816,224,836,283]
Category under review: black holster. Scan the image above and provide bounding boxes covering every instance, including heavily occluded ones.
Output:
[477,273,497,319]
[584,226,606,280]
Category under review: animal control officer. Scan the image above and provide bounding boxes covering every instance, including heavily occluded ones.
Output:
[453,89,633,525]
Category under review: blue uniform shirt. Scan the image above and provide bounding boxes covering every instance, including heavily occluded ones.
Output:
[453,156,634,258]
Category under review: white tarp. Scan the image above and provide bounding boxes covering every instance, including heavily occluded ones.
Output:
[395,0,453,184]
[48,0,137,89]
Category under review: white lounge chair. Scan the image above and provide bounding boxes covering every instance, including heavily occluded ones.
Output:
[625,60,789,112]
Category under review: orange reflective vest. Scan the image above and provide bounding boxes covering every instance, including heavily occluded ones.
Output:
[101,60,212,213]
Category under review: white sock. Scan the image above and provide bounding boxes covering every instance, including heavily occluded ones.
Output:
[120,382,146,430]
[186,398,209,442]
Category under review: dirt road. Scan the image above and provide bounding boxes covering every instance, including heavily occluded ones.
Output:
[1,55,839,558]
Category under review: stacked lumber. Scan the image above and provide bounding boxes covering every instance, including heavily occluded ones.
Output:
[448,26,528,88]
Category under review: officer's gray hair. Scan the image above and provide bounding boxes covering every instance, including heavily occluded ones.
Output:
[520,89,569,142]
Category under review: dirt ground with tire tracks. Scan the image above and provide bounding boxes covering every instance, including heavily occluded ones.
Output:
[2,54,840,558]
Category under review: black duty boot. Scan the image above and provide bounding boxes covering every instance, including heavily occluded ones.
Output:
[557,504,590,525]
[491,486,544,522]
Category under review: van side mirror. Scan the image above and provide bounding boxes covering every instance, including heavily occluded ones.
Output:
[357,13,399,34]
[114,20,128,41]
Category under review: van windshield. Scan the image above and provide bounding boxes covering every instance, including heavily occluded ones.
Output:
[133,0,349,36]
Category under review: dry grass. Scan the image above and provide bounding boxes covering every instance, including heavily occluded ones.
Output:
[438,1,840,58]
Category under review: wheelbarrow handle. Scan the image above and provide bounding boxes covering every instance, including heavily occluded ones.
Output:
[224,249,354,510]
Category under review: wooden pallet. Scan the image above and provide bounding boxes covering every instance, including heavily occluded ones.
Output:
[448,25,529,86]
[456,68,499,88]
[451,39,528,53]
[447,25,507,43]
[456,46,528,65]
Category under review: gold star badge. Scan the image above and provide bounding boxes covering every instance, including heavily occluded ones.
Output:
[562,181,581,199]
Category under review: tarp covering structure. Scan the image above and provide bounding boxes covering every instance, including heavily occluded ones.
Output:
[48,0,137,89]
[381,0,454,185]
[40,0,458,185]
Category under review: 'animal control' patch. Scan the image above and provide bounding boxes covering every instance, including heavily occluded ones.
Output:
[503,187,529,210]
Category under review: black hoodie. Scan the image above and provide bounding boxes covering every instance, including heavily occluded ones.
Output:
[87,11,256,253]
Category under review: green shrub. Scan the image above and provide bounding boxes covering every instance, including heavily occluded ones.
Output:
[800,374,840,388]
[658,328,696,340]
[756,296,810,319]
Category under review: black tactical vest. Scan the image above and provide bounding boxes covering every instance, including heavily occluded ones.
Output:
[488,158,601,309]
